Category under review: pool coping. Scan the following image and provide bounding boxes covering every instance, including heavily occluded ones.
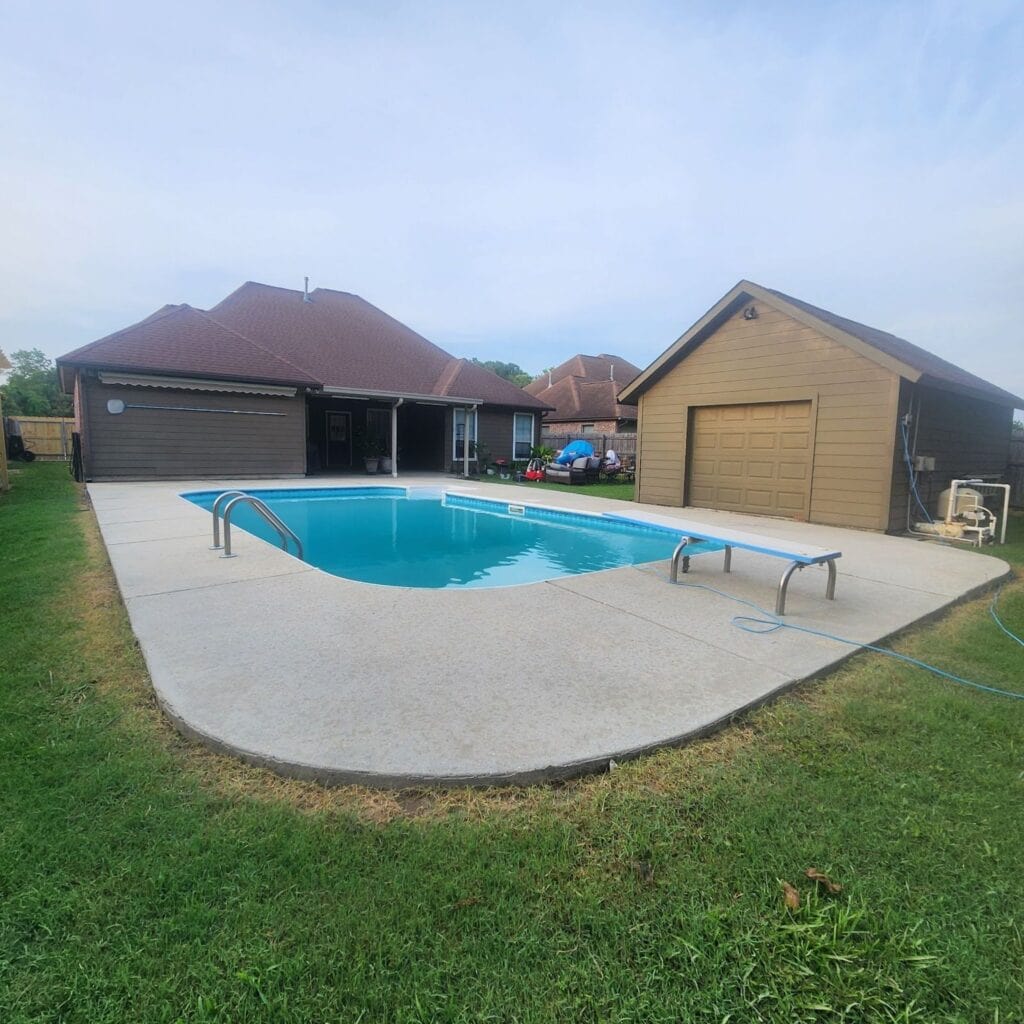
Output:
[88,475,1013,788]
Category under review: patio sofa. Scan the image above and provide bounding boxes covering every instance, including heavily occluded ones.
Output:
[544,456,601,485]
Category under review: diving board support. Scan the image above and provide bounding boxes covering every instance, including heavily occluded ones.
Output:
[667,525,840,616]
[669,537,696,581]
[670,538,735,583]
[775,557,838,616]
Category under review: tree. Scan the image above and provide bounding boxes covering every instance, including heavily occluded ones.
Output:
[0,349,72,417]
[470,358,534,388]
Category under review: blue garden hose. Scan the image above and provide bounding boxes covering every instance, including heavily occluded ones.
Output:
[991,586,1024,649]
[673,581,1024,702]
[900,416,934,525]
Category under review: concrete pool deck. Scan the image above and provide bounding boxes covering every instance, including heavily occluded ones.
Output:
[88,475,1011,787]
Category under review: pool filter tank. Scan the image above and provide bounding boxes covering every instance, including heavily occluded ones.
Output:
[914,483,997,544]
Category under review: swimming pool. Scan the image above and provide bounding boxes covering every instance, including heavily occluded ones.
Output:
[184,487,719,589]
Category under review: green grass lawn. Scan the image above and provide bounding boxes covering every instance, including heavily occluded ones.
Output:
[2,463,1023,1023]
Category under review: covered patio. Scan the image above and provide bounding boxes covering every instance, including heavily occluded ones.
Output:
[305,388,485,477]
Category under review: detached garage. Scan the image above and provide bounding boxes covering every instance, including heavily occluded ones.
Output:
[619,281,1022,532]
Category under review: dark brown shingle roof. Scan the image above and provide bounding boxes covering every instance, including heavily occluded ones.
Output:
[525,353,642,396]
[621,280,1023,409]
[767,287,1024,407]
[59,282,549,409]
[525,353,641,421]
[209,283,547,407]
[58,304,318,386]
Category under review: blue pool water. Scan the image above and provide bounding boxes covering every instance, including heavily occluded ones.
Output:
[184,487,719,589]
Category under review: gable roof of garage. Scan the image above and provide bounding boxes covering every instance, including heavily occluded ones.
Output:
[619,280,1024,408]
[58,283,550,410]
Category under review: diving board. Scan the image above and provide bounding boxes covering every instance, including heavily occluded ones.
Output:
[607,514,841,615]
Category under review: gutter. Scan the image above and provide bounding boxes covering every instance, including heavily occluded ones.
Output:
[321,385,484,405]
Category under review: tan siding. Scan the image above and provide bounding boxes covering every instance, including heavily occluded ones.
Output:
[634,389,686,505]
[637,303,899,528]
[82,376,307,480]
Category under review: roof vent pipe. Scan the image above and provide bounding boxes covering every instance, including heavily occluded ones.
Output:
[609,363,614,380]
[303,277,312,303]
[548,370,552,387]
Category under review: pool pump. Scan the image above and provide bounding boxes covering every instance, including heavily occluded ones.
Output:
[913,479,1010,546]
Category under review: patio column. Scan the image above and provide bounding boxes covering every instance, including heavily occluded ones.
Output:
[391,398,403,479]
[462,405,472,478]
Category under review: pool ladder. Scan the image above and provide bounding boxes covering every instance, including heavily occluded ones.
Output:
[210,491,304,560]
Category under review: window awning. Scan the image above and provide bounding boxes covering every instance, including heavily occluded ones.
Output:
[98,372,298,397]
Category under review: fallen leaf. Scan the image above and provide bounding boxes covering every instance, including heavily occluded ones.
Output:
[805,868,842,894]
[780,880,801,910]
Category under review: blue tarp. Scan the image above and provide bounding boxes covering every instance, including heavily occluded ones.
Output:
[554,439,595,465]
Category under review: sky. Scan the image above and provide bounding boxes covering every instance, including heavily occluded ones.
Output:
[1,1,1022,409]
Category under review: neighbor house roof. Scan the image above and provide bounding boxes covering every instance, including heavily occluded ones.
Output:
[619,280,1024,408]
[58,282,549,409]
[525,353,642,422]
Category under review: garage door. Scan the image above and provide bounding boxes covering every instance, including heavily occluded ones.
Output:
[687,401,812,517]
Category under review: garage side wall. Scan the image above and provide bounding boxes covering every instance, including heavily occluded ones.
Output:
[636,303,900,530]
[887,381,1014,531]
[81,376,307,480]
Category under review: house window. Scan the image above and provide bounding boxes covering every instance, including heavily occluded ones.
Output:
[513,413,534,459]
[453,408,478,460]
[581,423,595,433]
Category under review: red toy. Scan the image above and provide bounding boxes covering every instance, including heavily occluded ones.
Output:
[524,458,545,481]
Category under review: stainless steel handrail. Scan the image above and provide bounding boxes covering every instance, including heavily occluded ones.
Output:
[219,494,304,560]
[210,490,247,549]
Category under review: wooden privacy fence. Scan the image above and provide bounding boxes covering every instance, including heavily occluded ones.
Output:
[11,417,75,460]
[539,432,637,459]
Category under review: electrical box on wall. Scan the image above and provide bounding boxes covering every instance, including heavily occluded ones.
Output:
[913,455,936,472]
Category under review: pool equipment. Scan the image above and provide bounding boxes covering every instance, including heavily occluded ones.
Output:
[913,479,1010,546]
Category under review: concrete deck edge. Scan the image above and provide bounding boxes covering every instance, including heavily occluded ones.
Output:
[151,568,1014,789]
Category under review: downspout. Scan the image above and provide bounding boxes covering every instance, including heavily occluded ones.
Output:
[462,404,477,478]
[391,398,403,479]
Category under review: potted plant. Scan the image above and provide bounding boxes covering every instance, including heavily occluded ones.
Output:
[356,429,386,474]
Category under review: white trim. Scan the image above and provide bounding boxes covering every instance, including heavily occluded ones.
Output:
[453,406,478,462]
[512,411,534,460]
[98,371,297,397]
